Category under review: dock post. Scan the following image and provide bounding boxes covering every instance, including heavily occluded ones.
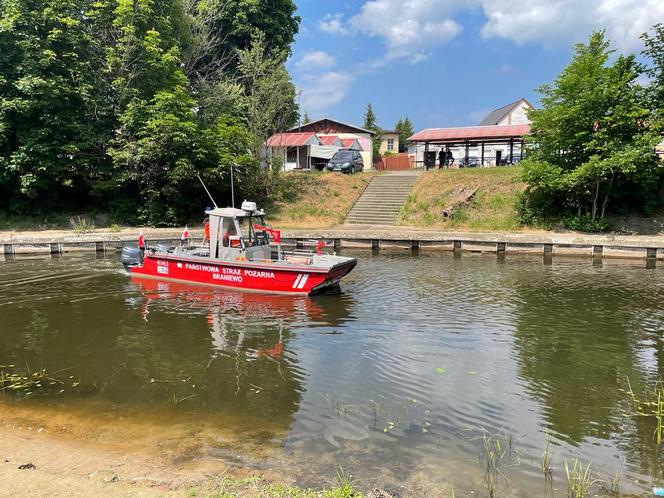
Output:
[49,243,61,255]
[333,239,341,252]
[593,245,603,257]
[496,242,506,254]
[3,244,14,259]
[647,248,657,259]
[95,241,105,253]
[411,240,420,255]
[296,239,305,250]
[371,239,380,254]
[543,243,553,254]
[453,241,462,252]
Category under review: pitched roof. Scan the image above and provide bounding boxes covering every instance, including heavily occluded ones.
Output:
[265,132,321,147]
[409,124,530,142]
[479,98,533,126]
[290,117,375,135]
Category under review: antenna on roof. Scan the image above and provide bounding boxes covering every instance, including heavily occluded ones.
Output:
[197,174,218,209]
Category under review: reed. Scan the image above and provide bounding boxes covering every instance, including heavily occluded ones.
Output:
[564,458,597,498]
[480,431,509,498]
[624,376,664,446]
[541,436,554,491]
[0,364,73,396]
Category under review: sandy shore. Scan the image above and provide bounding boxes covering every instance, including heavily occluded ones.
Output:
[0,400,303,498]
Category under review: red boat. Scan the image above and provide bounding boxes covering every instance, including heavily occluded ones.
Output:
[122,201,357,295]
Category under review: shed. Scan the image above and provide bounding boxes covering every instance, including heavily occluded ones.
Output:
[290,118,375,170]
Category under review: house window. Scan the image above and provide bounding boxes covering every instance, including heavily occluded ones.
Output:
[387,138,394,151]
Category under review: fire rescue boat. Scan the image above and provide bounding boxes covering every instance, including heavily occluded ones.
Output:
[122,201,357,295]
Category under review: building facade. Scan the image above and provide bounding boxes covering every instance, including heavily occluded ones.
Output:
[289,118,375,170]
[379,131,400,155]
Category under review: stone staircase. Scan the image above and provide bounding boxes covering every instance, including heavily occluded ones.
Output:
[345,172,421,225]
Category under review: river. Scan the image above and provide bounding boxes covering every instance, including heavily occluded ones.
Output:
[1,252,664,497]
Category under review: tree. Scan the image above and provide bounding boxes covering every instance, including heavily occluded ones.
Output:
[302,111,311,125]
[235,33,298,160]
[363,103,382,161]
[642,24,664,116]
[0,0,115,212]
[520,31,662,226]
[395,117,414,153]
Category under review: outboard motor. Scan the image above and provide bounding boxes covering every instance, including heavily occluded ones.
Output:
[121,246,143,269]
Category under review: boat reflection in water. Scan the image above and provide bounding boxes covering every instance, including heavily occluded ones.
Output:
[128,278,355,418]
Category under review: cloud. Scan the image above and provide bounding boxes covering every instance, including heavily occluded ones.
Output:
[295,51,337,71]
[318,13,350,35]
[317,0,660,59]
[349,0,466,61]
[299,72,353,114]
[480,0,664,50]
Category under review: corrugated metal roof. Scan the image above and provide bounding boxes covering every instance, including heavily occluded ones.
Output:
[265,132,320,147]
[318,135,341,146]
[409,124,530,142]
[341,138,362,150]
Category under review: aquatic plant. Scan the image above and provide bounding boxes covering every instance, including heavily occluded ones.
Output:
[326,468,362,498]
[541,435,554,492]
[479,429,520,498]
[564,458,598,498]
[0,364,73,396]
[623,377,664,446]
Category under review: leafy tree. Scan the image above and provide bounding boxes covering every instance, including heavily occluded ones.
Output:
[0,0,109,211]
[642,24,664,115]
[302,111,311,125]
[235,33,298,159]
[395,117,414,153]
[520,31,662,226]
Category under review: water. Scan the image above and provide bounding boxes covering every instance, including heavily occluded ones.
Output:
[1,252,664,496]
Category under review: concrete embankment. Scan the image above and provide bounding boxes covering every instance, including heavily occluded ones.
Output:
[2,225,664,261]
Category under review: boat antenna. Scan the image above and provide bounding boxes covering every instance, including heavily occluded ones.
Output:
[197,174,218,209]
[230,164,235,208]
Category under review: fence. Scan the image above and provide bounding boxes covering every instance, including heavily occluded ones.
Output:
[376,153,413,171]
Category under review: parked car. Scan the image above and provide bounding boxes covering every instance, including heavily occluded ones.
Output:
[326,150,364,174]
[458,157,481,168]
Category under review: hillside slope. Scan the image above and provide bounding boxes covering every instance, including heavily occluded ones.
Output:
[398,167,527,231]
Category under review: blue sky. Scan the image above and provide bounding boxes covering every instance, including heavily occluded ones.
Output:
[287,0,663,132]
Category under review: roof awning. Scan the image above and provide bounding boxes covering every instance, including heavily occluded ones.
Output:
[266,132,321,147]
[409,124,530,143]
[310,145,339,159]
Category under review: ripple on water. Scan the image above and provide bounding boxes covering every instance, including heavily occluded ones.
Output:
[2,253,664,495]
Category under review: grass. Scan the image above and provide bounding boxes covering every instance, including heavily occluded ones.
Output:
[564,458,598,498]
[187,471,366,498]
[266,171,376,229]
[399,166,527,231]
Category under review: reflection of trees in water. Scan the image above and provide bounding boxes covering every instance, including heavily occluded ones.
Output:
[510,267,664,475]
[1,275,354,429]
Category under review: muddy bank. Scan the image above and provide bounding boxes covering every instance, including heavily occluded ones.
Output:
[0,399,289,497]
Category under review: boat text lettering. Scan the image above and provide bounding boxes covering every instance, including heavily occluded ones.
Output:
[185,263,220,273]
[244,270,275,279]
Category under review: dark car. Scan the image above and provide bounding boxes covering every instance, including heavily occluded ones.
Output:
[326,150,364,174]
[458,157,481,168]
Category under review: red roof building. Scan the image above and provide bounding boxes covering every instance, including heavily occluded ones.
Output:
[265,132,321,147]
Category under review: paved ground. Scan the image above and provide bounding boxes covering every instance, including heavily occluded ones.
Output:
[4,224,664,249]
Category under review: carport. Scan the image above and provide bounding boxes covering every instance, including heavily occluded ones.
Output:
[408,124,530,169]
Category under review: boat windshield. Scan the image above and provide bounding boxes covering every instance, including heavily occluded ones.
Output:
[237,216,267,246]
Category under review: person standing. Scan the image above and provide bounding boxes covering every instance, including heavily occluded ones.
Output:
[438,148,446,169]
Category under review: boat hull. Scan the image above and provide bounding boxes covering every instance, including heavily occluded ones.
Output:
[130,253,356,295]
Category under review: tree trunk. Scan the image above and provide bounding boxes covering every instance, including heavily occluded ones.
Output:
[600,173,615,220]
[591,180,600,221]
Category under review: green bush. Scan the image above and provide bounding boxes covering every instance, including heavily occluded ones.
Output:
[563,214,611,233]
